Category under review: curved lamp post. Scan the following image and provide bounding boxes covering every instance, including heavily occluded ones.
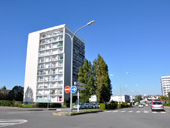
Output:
[70,20,95,112]
[120,72,130,104]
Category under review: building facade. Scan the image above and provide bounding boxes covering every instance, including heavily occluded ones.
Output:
[24,24,85,104]
[110,95,130,102]
[161,76,170,96]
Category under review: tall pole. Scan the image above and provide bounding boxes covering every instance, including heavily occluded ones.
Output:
[70,20,95,112]
[120,72,130,104]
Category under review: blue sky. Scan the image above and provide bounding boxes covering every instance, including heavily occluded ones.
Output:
[0,0,170,95]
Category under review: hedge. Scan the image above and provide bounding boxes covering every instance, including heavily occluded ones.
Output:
[0,100,22,107]
[163,103,170,106]
[100,103,118,110]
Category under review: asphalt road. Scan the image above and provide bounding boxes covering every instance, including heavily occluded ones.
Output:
[0,106,170,128]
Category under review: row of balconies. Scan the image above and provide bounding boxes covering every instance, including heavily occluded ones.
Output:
[37,78,63,82]
[40,31,63,39]
[38,57,63,63]
[37,85,63,89]
[40,37,63,45]
[39,51,63,57]
[38,64,63,69]
[73,54,84,63]
[37,71,63,76]
[39,43,63,51]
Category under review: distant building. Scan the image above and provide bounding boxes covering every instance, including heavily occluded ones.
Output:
[110,95,130,102]
[161,76,170,96]
[89,95,97,103]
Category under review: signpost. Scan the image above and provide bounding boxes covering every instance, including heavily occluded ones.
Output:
[71,86,77,93]
[74,82,85,112]
[65,86,71,93]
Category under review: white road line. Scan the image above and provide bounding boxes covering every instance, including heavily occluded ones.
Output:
[136,111,140,113]
[161,112,166,113]
[128,111,133,113]
[152,112,157,113]
[120,111,126,112]
[0,119,27,127]
[144,111,149,113]
[113,111,119,112]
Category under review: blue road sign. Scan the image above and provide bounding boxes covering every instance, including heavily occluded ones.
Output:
[71,86,77,93]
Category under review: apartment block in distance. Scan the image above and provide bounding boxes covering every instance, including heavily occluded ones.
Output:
[161,76,170,96]
[24,24,85,104]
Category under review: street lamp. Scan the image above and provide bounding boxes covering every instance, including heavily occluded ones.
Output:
[70,20,95,112]
[119,72,130,104]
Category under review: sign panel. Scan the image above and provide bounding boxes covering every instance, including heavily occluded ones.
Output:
[65,86,70,93]
[71,86,77,93]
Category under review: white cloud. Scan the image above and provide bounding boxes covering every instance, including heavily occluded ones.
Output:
[110,74,114,76]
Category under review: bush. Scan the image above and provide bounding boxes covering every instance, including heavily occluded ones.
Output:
[21,104,37,108]
[0,100,13,106]
[100,103,106,110]
[100,103,118,110]
[50,103,61,108]
[36,103,47,108]
[163,103,170,106]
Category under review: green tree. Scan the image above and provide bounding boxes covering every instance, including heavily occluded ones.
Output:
[159,95,168,101]
[8,86,24,101]
[168,92,170,98]
[78,59,95,103]
[93,54,112,103]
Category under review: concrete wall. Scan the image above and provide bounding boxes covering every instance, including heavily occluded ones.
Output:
[24,32,39,103]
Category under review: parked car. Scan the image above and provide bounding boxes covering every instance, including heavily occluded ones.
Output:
[151,101,164,111]
[92,103,99,109]
[88,103,93,109]
[145,104,148,107]
[85,103,89,109]
[73,103,86,109]
[138,103,144,108]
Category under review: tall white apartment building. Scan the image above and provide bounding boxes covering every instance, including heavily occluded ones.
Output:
[24,24,85,104]
[161,76,170,96]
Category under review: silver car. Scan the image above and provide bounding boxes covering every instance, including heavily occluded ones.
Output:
[73,103,86,109]
[151,101,164,111]
[92,103,99,109]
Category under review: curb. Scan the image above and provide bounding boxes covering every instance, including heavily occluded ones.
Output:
[52,110,103,116]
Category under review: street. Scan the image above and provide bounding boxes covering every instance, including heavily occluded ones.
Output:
[0,106,170,128]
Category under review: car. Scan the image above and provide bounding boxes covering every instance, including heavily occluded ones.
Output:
[151,99,162,104]
[85,103,89,109]
[138,104,144,108]
[73,103,86,109]
[92,103,99,109]
[151,101,164,111]
[88,103,93,109]
[145,104,148,106]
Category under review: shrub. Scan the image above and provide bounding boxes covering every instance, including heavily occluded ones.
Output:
[0,100,13,106]
[100,103,106,110]
[36,103,47,108]
[50,103,61,108]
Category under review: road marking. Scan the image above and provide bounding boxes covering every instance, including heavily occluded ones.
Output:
[128,111,133,113]
[136,111,140,113]
[152,112,157,113]
[120,111,126,112]
[0,119,27,127]
[144,111,149,113]
[161,112,166,113]
[113,110,119,112]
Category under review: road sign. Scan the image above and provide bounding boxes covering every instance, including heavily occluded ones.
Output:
[65,86,70,93]
[77,86,85,90]
[71,86,77,93]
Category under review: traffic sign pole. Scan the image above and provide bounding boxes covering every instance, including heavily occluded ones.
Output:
[77,90,79,112]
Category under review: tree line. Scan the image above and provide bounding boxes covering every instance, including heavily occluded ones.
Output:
[78,54,112,103]
[0,85,23,101]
